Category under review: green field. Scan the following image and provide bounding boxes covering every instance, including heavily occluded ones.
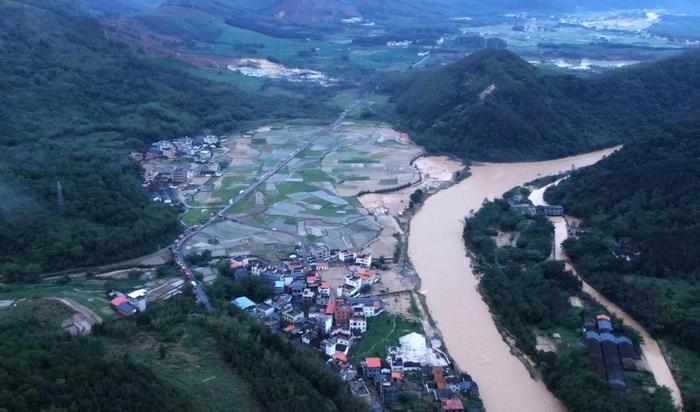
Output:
[339,157,381,164]
[379,178,399,185]
[265,181,317,204]
[0,277,148,316]
[298,169,331,182]
[182,208,211,226]
[226,195,258,215]
[349,312,423,365]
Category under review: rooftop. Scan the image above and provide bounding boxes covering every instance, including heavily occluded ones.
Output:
[232,296,256,310]
[365,357,382,369]
[442,399,465,411]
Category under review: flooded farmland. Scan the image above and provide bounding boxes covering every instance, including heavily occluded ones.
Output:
[408,147,618,412]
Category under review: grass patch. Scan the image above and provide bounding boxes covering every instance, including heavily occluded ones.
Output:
[298,169,330,182]
[226,195,257,215]
[338,175,371,181]
[298,149,325,158]
[101,324,260,412]
[211,184,247,202]
[182,208,209,226]
[349,312,423,365]
[379,178,399,185]
[339,158,381,164]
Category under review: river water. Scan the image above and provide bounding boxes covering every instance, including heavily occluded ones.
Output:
[408,147,618,412]
[529,180,683,409]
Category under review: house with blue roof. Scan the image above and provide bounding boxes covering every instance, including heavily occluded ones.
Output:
[232,296,256,310]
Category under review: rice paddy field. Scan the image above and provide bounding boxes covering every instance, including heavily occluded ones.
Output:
[183,122,423,261]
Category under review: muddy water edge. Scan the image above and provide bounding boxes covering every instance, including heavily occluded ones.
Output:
[408,147,619,412]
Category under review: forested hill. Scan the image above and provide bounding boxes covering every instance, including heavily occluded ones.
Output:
[544,120,700,410]
[546,120,700,279]
[0,0,327,277]
[383,48,700,161]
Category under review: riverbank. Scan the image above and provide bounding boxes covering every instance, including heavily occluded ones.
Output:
[408,147,619,412]
[530,178,683,409]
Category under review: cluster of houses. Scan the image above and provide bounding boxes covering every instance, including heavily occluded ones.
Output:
[229,248,384,354]
[358,333,479,410]
[582,312,639,388]
[226,247,482,410]
[108,289,148,316]
[130,134,227,188]
[509,200,565,217]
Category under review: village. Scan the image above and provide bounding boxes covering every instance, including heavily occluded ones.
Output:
[109,120,484,410]
[129,133,229,207]
[106,242,481,411]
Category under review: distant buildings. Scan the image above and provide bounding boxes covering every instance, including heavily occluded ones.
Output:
[543,205,565,216]
[214,251,481,410]
[109,289,148,316]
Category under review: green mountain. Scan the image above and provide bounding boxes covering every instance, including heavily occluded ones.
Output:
[0,0,327,277]
[544,119,700,410]
[383,48,700,161]
[1,289,368,412]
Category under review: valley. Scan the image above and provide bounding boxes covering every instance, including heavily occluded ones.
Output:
[1,1,700,411]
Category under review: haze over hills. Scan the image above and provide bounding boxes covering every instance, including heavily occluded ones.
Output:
[163,0,700,26]
[114,0,700,44]
[383,48,700,161]
[0,0,328,275]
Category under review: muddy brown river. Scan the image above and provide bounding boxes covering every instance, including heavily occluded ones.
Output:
[408,147,619,412]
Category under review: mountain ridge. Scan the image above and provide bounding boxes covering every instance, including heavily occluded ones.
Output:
[383,48,700,161]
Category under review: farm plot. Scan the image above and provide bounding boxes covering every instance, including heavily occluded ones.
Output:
[187,122,423,259]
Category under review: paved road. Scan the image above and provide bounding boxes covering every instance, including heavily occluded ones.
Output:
[172,102,360,309]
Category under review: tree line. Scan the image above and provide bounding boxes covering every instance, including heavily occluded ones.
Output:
[381,48,700,162]
[545,118,700,411]
[463,193,675,412]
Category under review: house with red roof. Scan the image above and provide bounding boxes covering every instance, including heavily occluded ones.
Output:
[110,296,137,316]
[441,399,464,411]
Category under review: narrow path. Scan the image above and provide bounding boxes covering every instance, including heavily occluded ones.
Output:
[49,297,103,324]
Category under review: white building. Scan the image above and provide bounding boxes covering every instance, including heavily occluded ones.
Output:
[355,254,372,268]
[127,289,148,312]
[321,338,337,357]
[350,315,367,333]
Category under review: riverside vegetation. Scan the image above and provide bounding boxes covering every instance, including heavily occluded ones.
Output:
[545,119,700,411]
[463,189,676,412]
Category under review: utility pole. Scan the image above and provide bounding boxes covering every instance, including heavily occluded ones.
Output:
[57,181,65,214]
